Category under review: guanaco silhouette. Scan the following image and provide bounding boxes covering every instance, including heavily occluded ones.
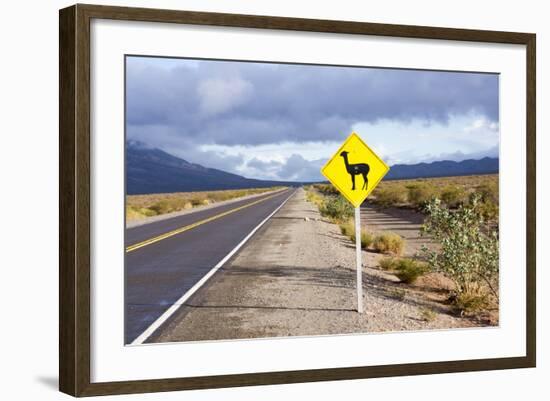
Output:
[340,151,370,191]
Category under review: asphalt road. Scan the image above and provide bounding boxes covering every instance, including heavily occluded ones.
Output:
[125,188,295,344]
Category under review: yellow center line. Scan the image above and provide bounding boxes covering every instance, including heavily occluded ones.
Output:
[126,190,287,253]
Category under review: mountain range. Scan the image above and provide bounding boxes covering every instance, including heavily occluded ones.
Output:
[126,141,499,194]
[126,141,293,194]
[385,157,499,180]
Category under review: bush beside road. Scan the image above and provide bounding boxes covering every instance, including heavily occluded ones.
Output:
[127,186,285,222]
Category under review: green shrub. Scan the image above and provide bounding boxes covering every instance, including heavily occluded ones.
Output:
[440,185,467,208]
[190,197,207,206]
[126,206,144,220]
[339,220,354,237]
[453,285,490,316]
[314,184,340,196]
[389,288,406,301]
[471,182,499,221]
[394,258,429,284]
[478,200,499,222]
[140,207,157,217]
[374,186,407,207]
[351,230,374,249]
[319,196,354,222]
[419,308,437,322]
[306,190,323,205]
[421,197,499,302]
[340,220,373,249]
[126,187,283,220]
[373,232,405,255]
[379,257,398,271]
[476,182,499,204]
[407,183,436,208]
[149,200,173,215]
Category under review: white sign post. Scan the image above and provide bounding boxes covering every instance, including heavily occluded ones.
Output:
[320,132,390,315]
[355,207,363,313]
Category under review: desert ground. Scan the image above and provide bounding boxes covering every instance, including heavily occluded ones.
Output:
[149,187,496,343]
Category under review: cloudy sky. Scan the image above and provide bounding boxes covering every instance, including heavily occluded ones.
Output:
[126,56,499,182]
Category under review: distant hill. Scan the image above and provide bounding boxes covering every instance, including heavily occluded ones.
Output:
[127,141,499,194]
[386,157,499,180]
[126,141,293,194]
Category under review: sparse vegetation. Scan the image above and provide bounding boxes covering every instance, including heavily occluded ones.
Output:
[477,198,499,222]
[389,288,406,301]
[453,288,491,316]
[373,232,405,255]
[307,176,499,323]
[339,219,373,249]
[351,230,374,249]
[421,196,499,314]
[379,256,428,283]
[394,258,429,284]
[307,175,499,323]
[419,308,437,322]
[318,195,354,222]
[440,185,467,208]
[379,257,398,271]
[312,183,340,196]
[312,175,498,224]
[472,181,499,221]
[374,186,408,207]
[370,175,499,224]
[339,219,354,237]
[406,183,436,208]
[306,190,324,207]
[476,181,499,204]
[126,186,284,221]
[126,206,156,221]
[307,185,354,223]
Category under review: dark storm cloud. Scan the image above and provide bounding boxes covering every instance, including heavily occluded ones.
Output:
[126,58,499,148]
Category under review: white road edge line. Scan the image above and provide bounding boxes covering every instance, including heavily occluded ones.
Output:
[130,188,297,346]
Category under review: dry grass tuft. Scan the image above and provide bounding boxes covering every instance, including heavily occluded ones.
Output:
[126,187,284,221]
[379,257,398,271]
[339,219,373,249]
[452,284,491,316]
[394,258,429,284]
[419,308,437,322]
[373,232,405,255]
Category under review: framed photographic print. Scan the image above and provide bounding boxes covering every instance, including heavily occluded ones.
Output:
[59,4,536,397]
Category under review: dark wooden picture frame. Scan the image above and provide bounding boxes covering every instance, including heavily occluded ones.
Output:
[59,3,536,397]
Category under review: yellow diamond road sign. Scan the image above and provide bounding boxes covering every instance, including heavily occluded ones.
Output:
[321,132,390,208]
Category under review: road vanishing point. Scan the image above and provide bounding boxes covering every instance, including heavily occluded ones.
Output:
[125,187,296,344]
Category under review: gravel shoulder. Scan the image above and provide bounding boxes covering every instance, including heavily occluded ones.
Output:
[151,188,487,343]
